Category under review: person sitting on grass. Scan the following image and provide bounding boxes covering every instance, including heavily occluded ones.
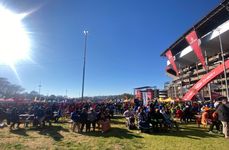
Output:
[34,106,46,128]
[53,108,62,123]
[154,108,164,131]
[44,106,53,126]
[123,108,135,129]
[138,107,150,132]
[161,108,179,131]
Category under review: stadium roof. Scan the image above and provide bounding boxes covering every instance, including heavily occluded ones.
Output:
[161,0,229,57]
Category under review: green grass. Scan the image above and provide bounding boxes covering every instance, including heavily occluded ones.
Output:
[0,116,228,150]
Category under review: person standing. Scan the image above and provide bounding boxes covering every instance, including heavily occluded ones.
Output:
[201,107,210,128]
[71,109,80,132]
[216,99,229,139]
[9,107,20,130]
[79,108,88,132]
[87,108,97,131]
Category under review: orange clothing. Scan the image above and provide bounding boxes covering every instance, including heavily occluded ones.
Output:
[201,112,208,126]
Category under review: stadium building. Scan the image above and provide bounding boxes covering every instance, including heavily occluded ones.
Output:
[161,0,229,101]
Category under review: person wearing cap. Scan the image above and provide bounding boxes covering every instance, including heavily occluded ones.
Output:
[216,99,229,139]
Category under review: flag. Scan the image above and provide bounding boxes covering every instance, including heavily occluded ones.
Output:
[147,89,153,100]
[165,49,179,75]
[185,30,207,70]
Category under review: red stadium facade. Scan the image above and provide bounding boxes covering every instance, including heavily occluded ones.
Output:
[161,0,229,101]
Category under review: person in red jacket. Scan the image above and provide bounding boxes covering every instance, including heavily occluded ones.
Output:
[175,107,183,122]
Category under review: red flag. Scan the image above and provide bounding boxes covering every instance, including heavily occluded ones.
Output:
[165,50,179,75]
[147,89,153,100]
[185,30,207,70]
[135,90,142,99]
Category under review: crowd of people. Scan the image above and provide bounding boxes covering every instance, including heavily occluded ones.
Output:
[0,98,229,139]
[123,98,229,139]
[0,101,116,132]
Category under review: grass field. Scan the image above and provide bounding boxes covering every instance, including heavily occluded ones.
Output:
[0,116,228,150]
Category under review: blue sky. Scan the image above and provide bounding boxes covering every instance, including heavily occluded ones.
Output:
[0,0,220,97]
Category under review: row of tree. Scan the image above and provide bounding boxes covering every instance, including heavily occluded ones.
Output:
[0,77,134,101]
[0,78,24,98]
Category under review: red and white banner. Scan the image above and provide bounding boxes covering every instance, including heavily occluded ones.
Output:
[135,90,142,99]
[185,30,207,70]
[183,60,229,101]
[165,50,179,75]
[147,89,153,100]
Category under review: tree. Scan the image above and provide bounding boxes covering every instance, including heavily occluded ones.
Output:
[0,78,24,98]
[120,93,134,99]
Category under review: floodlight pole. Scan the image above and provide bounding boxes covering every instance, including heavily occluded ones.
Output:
[204,50,212,104]
[38,82,42,101]
[81,31,88,101]
[218,30,229,100]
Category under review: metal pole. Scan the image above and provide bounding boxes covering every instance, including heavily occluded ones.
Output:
[81,31,88,101]
[179,64,183,97]
[65,89,68,98]
[38,82,41,101]
[204,50,212,103]
[218,30,229,100]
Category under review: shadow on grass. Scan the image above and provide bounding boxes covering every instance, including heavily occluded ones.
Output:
[152,124,221,140]
[111,119,125,125]
[10,128,29,136]
[35,125,69,141]
[81,127,143,139]
[10,125,70,141]
[112,115,124,119]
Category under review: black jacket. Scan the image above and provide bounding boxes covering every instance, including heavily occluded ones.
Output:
[216,103,229,122]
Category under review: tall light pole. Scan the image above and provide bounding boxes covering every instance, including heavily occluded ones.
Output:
[218,29,229,100]
[65,89,68,98]
[38,82,42,100]
[81,30,88,101]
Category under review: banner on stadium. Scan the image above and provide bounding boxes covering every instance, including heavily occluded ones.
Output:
[147,89,153,100]
[183,60,229,100]
[135,90,142,99]
[142,92,148,106]
[185,30,207,70]
[165,50,179,75]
